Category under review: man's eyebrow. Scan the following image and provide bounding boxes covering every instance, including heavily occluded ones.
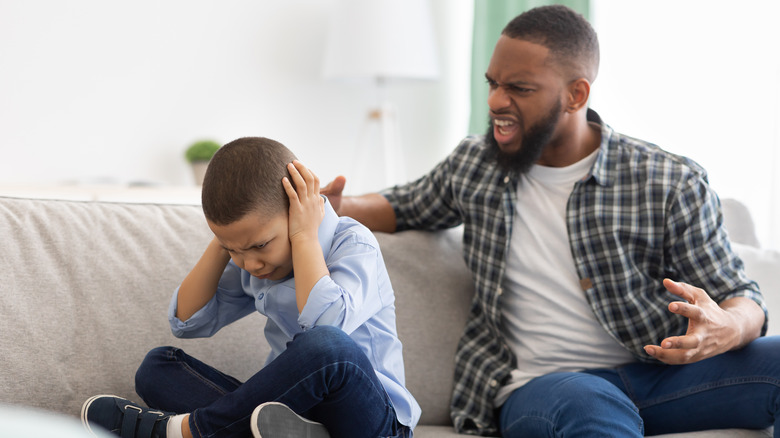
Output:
[485,73,535,87]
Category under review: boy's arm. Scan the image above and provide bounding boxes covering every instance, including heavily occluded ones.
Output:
[176,237,232,321]
[283,161,329,313]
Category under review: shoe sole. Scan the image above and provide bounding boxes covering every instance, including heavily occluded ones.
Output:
[250,402,329,438]
[81,394,120,437]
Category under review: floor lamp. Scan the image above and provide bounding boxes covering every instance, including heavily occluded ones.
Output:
[322,0,439,189]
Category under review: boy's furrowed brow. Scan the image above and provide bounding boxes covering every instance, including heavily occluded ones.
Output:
[220,239,268,253]
[218,243,236,252]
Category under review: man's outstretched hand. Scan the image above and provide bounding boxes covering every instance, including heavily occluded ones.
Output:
[320,175,347,214]
[644,279,762,365]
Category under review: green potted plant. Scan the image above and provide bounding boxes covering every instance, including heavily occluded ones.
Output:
[185,139,221,185]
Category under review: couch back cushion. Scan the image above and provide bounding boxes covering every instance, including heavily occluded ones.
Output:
[0,196,473,427]
[375,228,473,426]
[0,197,269,416]
[731,242,780,336]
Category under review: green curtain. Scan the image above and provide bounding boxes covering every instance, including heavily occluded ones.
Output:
[468,0,590,135]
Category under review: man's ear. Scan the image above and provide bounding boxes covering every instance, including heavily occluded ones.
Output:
[565,78,591,113]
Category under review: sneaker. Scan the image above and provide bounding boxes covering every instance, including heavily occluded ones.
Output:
[250,402,330,438]
[81,395,172,438]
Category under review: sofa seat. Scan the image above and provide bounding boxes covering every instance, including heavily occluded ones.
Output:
[0,195,777,437]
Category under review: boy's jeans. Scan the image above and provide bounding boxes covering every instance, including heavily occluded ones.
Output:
[135,325,410,438]
[499,336,780,437]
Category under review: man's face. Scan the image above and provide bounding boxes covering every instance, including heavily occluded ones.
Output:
[485,36,567,172]
[208,211,293,282]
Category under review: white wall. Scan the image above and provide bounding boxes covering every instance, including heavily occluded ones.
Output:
[4,0,776,248]
[0,0,474,194]
[591,0,780,249]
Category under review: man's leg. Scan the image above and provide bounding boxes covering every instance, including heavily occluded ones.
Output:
[589,336,780,436]
[499,372,644,437]
[185,325,405,438]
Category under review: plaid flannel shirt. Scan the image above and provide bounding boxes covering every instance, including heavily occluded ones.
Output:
[381,110,766,436]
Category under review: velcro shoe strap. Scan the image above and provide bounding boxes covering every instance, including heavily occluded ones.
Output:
[121,405,141,438]
[137,411,165,438]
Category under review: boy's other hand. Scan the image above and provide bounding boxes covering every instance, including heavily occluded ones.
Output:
[320,175,346,214]
[284,161,325,243]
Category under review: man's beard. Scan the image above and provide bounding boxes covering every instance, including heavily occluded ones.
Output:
[486,100,563,175]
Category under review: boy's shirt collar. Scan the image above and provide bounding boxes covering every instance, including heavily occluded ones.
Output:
[317,195,339,256]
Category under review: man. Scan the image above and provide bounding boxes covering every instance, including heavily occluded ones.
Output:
[322,5,780,437]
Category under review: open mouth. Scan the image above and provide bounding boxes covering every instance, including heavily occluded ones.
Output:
[493,118,519,145]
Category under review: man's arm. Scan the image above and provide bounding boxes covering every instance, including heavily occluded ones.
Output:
[643,279,765,365]
[321,175,397,233]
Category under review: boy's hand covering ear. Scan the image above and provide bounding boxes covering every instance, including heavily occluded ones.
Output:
[284,160,325,243]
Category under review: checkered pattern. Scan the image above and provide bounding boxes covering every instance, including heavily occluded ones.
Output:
[382,111,766,436]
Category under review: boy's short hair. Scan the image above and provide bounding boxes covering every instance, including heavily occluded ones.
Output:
[503,5,599,82]
[202,137,297,225]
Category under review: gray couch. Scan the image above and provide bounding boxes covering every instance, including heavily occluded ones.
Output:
[1,195,778,437]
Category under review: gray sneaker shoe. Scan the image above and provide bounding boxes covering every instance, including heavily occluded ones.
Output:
[250,402,330,438]
[81,394,171,438]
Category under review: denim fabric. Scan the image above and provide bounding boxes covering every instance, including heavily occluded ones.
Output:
[136,326,409,438]
[499,336,780,437]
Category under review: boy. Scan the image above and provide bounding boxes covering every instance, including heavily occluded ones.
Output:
[82,137,420,438]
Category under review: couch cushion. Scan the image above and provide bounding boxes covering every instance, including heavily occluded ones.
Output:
[375,228,473,427]
[0,197,269,416]
[731,242,780,335]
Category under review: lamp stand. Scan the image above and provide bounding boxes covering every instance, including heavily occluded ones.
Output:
[351,78,405,191]
[368,103,404,187]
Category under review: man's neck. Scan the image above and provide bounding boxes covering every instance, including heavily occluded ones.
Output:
[537,112,601,168]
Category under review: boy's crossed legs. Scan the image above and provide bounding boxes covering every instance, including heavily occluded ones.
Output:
[84,325,409,438]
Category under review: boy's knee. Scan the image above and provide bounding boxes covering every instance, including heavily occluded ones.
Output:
[135,346,177,398]
[291,326,363,363]
[296,325,349,344]
[138,346,176,371]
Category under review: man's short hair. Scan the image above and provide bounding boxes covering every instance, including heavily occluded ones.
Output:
[503,5,599,82]
[202,137,297,225]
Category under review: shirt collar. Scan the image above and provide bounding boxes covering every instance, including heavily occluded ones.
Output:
[585,108,617,187]
[317,196,339,256]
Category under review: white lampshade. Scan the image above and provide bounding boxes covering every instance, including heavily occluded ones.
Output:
[322,0,439,82]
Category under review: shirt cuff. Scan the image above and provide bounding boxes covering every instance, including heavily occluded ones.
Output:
[168,287,218,337]
[297,275,345,329]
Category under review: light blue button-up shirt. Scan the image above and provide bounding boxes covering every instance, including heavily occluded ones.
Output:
[168,198,420,429]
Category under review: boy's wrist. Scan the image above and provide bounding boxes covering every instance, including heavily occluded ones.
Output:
[289,231,319,246]
[208,237,232,262]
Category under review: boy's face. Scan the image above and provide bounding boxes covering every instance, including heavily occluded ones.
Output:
[208,210,293,281]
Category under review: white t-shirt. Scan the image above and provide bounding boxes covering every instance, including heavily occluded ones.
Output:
[495,150,634,406]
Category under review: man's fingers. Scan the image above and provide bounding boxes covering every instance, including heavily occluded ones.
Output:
[663,278,708,304]
[659,334,702,350]
[644,345,694,365]
[668,301,704,321]
[322,175,346,196]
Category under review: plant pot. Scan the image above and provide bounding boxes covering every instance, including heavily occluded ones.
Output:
[191,161,209,186]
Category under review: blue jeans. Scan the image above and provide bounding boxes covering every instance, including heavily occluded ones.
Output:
[499,336,780,437]
[135,325,409,438]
